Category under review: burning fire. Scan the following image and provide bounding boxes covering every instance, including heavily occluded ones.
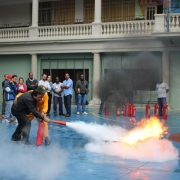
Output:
[122,117,168,145]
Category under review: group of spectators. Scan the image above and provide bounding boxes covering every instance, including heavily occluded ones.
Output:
[1,72,89,122]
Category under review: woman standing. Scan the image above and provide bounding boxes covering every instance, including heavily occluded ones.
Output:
[17,77,27,93]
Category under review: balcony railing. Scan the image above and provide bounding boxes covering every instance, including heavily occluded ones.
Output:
[0,14,180,42]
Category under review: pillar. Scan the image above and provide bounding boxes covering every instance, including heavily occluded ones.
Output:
[162,51,169,103]
[92,0,102,37]
[31,54,38,79]
[32,0,39,27]
[89,53,101,105]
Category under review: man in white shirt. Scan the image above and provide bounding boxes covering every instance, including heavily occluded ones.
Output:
[156,77,169,117]
[52,77,64,116]
[38,73,51,92]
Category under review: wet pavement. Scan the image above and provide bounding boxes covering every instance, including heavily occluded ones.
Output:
[0,106,180,180]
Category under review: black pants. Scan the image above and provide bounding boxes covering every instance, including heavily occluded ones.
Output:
[1,94,6,115]
[64,95,72,115]
[11,109,31,142]
[158,97,166,116]
[47,92,52,114]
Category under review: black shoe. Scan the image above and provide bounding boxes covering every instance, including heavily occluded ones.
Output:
[65,114,71,117]
[59,113,65,116]
[24,141,34,146]
[45,137,50,146]
[98,111,102,114]
[11,137,21,142]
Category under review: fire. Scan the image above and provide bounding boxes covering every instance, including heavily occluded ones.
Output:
[122,117,168,145]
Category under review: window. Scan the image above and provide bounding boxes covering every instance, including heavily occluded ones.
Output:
[102,0,135,22]
[39,0,75,26]
[84,0,95,23]
[145,5,156,20]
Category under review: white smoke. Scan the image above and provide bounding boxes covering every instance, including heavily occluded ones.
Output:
[0,127,67,180]
[66,121,179,162]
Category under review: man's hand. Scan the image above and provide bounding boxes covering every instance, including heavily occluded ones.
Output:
[14,97,18,104]
[41,112,46,118]
[44,117,51,123]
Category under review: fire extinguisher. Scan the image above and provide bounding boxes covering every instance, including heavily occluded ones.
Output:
[163,103,168,120]
[145,103,151,119]
[154,102,159,118]
[36,122,44,146]
[104,102,109,116]
[116,107,120,116]
[123,104,127,116]
[132,105,136,117]
[128,103,132,117]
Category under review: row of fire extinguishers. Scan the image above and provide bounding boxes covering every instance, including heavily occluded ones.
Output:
[146,102,168,120]
[104,103,136,117]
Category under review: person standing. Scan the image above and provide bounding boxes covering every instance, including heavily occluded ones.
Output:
[26,72,38,91]
[38,73,51,93]
[17,77,27,93]
[61,73,73,117]
[75,74,89,115]
[12,75,18,95]
[1,74,7,117]
[156,77,169,117]
[47,75,53,116]
[11,88,51,145]
[52,77,64,116]
[2,74,17,123]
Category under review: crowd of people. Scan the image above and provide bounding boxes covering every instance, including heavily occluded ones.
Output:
[0,72,89,145]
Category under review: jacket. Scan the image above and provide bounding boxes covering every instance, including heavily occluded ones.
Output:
[12,91,43,119]
[75,80,89,95]
[3,80,17,101]
[17,83,27,93]
[26,78,38,91]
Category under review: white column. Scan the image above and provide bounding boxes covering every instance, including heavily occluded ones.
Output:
[89,52,101,105]
[92,0,102,37]
[32,0,39,27]
[94,0,102,23]
[31,54,38,79]
[75,0,84,23]
[162,51,169,103]
[154,14,166,33]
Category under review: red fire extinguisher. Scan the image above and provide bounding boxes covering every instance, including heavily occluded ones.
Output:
[116,107,120,116]
[145,103,151,119]
[132,105,136,117]
[128,103,132,117]
[104,102,109,116]
[123,104,127,116]
[154,103,159,118]
[36,122,44,146]
[163,103,168,120]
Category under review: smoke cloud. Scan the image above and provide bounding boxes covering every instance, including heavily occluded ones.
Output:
[66,121,179,162]
[0,126,67,180]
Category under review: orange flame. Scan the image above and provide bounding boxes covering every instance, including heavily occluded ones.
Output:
[122,117,168,145]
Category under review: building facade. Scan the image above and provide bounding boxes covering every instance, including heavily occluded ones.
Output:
[0,0,180,108]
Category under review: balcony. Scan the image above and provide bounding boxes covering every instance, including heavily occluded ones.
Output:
[0,14,180,43]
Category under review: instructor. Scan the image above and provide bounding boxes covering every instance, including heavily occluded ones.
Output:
[11,86,50,145]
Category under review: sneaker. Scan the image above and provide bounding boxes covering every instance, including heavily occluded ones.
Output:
[14,119,18,123]
[45,137,50,146]
[24,141,34,146]
[82,111,88,115]
[77,112,80,115]
[2,118,10,123]
[98,111,102,114]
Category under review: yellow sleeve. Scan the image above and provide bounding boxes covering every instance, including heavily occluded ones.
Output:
[37,93,49,113]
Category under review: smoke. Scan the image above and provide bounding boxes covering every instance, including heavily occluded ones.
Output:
[0,126,67,180]
[66,121,179,162]
[100,52,162,108]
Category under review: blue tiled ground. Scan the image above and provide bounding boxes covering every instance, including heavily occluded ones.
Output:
[0,106,180,180]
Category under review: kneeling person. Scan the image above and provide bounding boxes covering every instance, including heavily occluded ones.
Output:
[11,87,50,145]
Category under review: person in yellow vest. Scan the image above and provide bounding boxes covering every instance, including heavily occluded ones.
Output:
[16,85,50,145]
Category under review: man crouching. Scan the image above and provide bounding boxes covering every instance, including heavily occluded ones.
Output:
[11,88,51,145]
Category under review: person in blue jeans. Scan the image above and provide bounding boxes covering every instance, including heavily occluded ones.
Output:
[2,74,17,123]
[52,77,64,116]
[75,74,89,115]
[61,73,73,117]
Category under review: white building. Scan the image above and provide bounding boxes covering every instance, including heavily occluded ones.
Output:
[0,0,180,108]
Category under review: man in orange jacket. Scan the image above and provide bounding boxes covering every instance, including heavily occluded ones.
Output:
[16,85,50,145]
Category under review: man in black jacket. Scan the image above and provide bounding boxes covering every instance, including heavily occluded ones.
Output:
[11,87,51,145]
[75,74,89,115]
[26,72,38,91]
